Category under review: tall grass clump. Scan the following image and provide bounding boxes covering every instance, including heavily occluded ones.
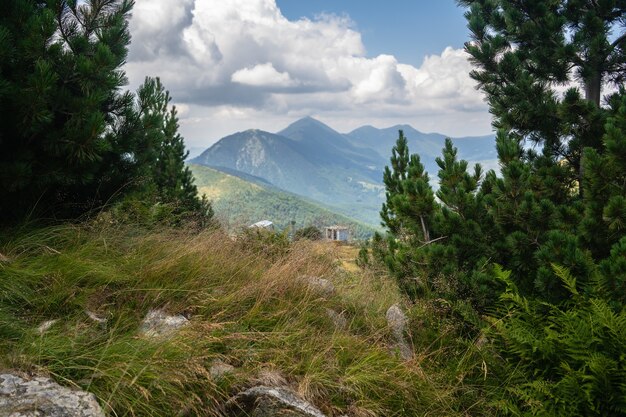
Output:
[0,221,499,416]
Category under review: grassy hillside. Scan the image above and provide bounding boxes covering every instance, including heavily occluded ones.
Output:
[0,222,499,416]
[190,120,386,227]
[190,164,378,239]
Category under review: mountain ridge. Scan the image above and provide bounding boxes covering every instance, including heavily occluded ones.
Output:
[190,117,496,226]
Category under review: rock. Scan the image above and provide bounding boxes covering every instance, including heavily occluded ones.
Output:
[299,276,334,297]
[226,386,327,417]
[325,308,347,330]
[209,360,235,380]
[37,319,58,334]
[139,309,188,338]
[385,304,413,360]
[0,373,105,417]
[85,311,107,325]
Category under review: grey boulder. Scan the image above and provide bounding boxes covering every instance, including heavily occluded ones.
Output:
[299,276,334,297]
[139,309,188,338]
[0,373,104,417]
[226,386,327,417]
[386,304,413,360]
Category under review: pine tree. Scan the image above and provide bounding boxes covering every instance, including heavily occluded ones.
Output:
[0,0,135,219]
[458,0,626,187]
[0,1,211,224]
[450,0,626,301]
[381,130,435,242]
[134,77,208,215]
[378,131,437,296]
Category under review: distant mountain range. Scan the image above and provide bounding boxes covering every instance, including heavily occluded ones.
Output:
[190,117,496,227]
[345,124,498,175]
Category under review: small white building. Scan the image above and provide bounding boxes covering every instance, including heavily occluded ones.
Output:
[324,225,349,242]
[249,220,274,230]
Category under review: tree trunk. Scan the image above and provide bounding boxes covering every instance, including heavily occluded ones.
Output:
[420,215,430,243]
[579,71,602,197]
[584,71,602,108]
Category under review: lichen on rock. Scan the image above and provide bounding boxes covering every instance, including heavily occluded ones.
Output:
[226,386,327,417]
[0,373,105,417]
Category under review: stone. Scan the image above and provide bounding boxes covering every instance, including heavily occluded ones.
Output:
[385,304,413,360]
[0,373,105,417]
[299,276,334,297]
[325,308,348,330]
[209,360,235,380]
[37,319,58,335]
[226,386,327,417]
[85,311,107,325]
[139,309,188,338]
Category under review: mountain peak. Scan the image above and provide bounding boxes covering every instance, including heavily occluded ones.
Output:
[279,116,335,134]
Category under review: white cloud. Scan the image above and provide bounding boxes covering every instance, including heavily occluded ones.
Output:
[232,63,297,87]
[125,0,492,146]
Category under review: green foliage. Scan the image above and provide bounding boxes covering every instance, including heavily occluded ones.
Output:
[491,264,626,416]
[0,1,209,224]
[375,3,626,413]
[381,130,435,241]
[377,1,626,306]
[377,133,503,309]
[294,225,322,241]
[458,0,624,168]
[190,164,375,239]
[0,0,133,218]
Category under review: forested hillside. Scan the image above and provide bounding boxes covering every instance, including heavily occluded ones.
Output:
[191,164,377,238]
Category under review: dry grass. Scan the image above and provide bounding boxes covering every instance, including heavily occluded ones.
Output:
[0,223,497,416]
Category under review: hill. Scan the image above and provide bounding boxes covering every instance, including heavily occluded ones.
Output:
[190,164,378,239]
[0,222,496,416]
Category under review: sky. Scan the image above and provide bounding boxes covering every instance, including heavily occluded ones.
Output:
[124,0,493,148]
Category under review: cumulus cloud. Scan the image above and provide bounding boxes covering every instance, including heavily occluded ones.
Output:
[125,0,491,146]
[232,63,297,87]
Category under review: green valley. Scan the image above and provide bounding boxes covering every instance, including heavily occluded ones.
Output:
[190,164,377,239]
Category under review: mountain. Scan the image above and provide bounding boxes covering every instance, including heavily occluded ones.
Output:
[346,125,497,176]
[190,120,386,225]
[190,117,497,226]
[278,116,384,175]
[190,164,377,239]
[191,129,318,195]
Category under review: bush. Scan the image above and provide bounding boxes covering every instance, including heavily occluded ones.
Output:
[294,225,322,241]
[236,227,291,261]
